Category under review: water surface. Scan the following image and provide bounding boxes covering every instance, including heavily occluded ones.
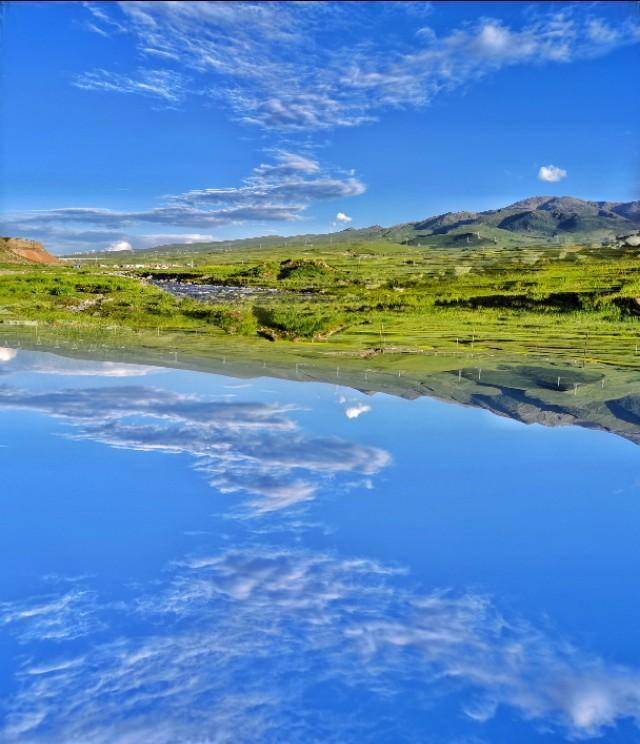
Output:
[1,348,640,743]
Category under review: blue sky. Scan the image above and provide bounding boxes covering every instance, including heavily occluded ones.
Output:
[1,1,639,253]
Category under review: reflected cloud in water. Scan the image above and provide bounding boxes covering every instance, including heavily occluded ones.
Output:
[338,394,372,420]
[0,347,159,377]
[2,545,640,742]
[0,383,390,515]
[0,347,18,363]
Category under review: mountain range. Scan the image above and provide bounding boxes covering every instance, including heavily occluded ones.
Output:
[383,195,640,246]
[145,196,640,255]
[47,196,640,255]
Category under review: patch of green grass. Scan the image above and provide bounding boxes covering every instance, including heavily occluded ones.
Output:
[1,241,639,372]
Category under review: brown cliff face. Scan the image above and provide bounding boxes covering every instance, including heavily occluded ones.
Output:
[0,237,59,265]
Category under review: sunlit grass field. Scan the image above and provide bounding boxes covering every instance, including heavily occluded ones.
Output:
[1,240,639,371]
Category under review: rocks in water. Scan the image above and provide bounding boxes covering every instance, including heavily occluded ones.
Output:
[151,279,278,302]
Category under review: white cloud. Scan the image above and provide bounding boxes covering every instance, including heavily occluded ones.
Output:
[335,211,352,224]
[0,588,102,643]
[175,151,365,207]
[2,151,365,253]
[254,150,320,177]
[74,68,188,105]
[587,19,621,46]
[345,403,370,419]
[106,240,133,252]
[538,164,568,183]
[75,3,640,132]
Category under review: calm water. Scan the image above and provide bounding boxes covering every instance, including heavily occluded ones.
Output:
[1,348,640,743]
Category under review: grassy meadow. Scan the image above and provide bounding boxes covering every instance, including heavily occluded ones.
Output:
[2,240,639,370]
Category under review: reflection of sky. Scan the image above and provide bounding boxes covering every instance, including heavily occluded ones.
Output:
[0,382,389,516]
[0,346,160,377]
[2,349,640,742]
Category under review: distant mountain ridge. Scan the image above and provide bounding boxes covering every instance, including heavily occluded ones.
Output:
[379,196,640,247]
[74,196,640,256]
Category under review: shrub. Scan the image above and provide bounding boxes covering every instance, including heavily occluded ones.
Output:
[182,301,257,335]
[277,258,333,281]
[253,305,345,339]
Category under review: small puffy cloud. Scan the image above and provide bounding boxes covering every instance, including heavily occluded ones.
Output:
[345,403,371,420]
[476,23,513,56]
[335,212,352,224]
[538,165,567,183]
[106,240,132,252]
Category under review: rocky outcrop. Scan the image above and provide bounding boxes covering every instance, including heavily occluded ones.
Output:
[0,237,59,265]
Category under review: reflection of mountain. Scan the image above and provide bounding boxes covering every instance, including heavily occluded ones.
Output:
[417,364,640,445]
[3,340,639,446]
[3,543,640,742]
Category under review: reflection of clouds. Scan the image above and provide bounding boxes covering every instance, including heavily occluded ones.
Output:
[3,546,640,742]
[345,403,371,420]
[43,362,159,377]
[338,394,372,420]
[0,589,102,643]
[0,384,390,515]
[0,347,18,362]
[0,348,158,376]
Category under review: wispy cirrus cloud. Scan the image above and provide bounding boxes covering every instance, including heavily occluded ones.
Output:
[0,589,102,644]
[0,151,365,253]
[73,68,188,105]
[76,2,640,132]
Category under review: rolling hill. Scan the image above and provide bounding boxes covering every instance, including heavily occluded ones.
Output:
[361,196,640,247]
[68,196,640,258]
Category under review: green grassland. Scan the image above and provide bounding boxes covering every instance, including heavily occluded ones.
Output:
[2,240,640,371]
